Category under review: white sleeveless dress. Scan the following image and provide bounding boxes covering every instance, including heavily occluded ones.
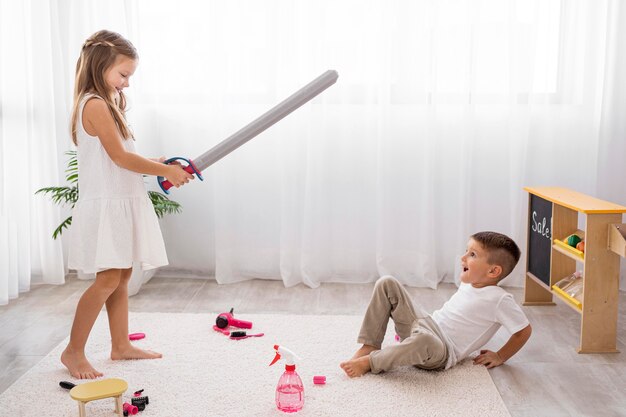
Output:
[67,94,168,274]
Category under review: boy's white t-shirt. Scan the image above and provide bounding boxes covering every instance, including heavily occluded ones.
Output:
[431,282,529,369]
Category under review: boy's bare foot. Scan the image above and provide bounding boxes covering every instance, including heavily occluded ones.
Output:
[111,345,162,360]
[351,344,378,360]
[340,355,372,377]
[61,347,103,379]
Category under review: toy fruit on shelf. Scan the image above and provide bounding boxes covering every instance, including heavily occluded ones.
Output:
[567,234,582,248]
[576,240,585,253]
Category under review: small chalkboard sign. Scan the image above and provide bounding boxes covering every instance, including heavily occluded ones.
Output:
[527,194,552,286]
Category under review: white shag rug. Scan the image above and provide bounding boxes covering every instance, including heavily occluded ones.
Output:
[0,313,510,417]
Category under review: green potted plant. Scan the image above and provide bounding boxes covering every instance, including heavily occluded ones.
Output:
[36,150,182,293]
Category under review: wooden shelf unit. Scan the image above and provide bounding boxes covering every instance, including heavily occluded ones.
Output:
[523,186,626,353]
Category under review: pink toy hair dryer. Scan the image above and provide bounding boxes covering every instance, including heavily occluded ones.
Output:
[215,308,253,329]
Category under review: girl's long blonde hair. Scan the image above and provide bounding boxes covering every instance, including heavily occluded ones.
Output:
[70,30,138,145]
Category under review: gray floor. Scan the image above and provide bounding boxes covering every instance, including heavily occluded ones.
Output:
[1,275,625,417]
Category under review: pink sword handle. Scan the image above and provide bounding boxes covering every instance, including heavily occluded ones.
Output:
[157,157,203,194]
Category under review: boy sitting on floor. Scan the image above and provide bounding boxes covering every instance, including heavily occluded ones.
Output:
[340,231,532,377]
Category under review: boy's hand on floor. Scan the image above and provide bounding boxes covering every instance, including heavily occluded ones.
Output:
[473,350,503,369]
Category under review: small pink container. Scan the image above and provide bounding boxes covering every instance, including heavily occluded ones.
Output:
[313,375,326,385]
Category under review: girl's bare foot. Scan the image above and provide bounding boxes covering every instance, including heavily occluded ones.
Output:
[61,347,103,379]
[111,345,162,360]
[351,344,378,360]
[340,355,372,378]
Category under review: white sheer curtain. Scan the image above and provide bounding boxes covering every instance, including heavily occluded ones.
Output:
[0,0,137,305]
[128,0,623,288]
[0,0,66,305]
[4,1,625,302]
[596,0,626,290]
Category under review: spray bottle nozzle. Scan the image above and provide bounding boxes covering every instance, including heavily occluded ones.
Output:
[270,352,281,366]
[269,345,299,367]
[269,344,282,366]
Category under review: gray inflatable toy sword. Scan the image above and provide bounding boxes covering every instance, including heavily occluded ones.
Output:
[158,70,339,193]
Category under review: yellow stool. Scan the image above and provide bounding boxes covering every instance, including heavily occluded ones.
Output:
[69,378,128,417]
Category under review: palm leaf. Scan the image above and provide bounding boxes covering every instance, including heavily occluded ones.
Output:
[35,186,79,207]
[64,151,78,184]
[148,191,182,218]
[52,216,73,240]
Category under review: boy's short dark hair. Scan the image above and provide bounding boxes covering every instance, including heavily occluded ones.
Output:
[471,231,521,280]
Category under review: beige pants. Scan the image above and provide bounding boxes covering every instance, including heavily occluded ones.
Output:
[358,276,448,373]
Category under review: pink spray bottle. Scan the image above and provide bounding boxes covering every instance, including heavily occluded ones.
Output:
[269,345,304,413]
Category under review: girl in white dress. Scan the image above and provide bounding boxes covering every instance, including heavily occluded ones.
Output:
[61,30,194,379]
